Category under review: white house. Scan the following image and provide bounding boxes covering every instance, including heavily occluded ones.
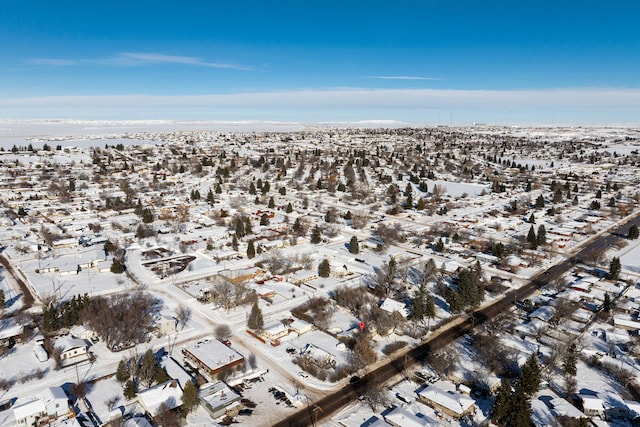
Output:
[39,386,70,419]
[13,386,71,426]
[55,336,89,365]
[13,399,47,426]
[156,315,177,336]
[384,405,434,427]
[137,380,183,417]
[379,297,409,319]
[418,380,476,419]
[69,324,97,341]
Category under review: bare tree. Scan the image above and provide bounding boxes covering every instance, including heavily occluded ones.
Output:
[247,353,258,370]
[215,324,233,341]
[212,281,235,311]
[350,210,370,229]
[361,378,389,411]
[153,402,180,427]
[176,305,191,331]
[105,395,119,411]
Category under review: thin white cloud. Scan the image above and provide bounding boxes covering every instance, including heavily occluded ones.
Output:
[26,52,253,71]
[1,87,639,123]
[365,75,442,81]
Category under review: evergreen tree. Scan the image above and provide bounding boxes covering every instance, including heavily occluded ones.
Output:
[608,257,621,281]
[490,379,512,425]
[182,381,199,414]
[215,183,222,194]
[458,268,484,308]
[603,292,611,312]
[325,209,333,223]
[445,288,463,313]
[310,225,322,244]
[528,213,536,224]
[435,238,445,252]
[232,235,239,251]
[268,197,275,209]
[235,218,246,238]
[292,217,304,235]
[349,236,360,254]
[249,182,257,195]
[563,342,578,377]
[629,224,639,240]
[535,194,545,208]
[509,391,533,427]
[246,240,256,259]
[0,289,5,310]
[527,225,538,250]
[260,214,270,226]
[116,359,129,384]
[405,193,413,209]
[247,302,264,331]
[110,259,124,274]
[206,189,215,205]
[244,217,253,234]
[417,197,426,210]
[517,353,541,397]
[141,208,154,224]
[123,379,136,400]
[319,259,330,278]
[154,366,170,384]
[537,224,546,246]
[286,202,293,213]
[411,282,435,324]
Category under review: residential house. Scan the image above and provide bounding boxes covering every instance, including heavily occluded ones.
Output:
[137,380,183,418]
[384,405,434,427]
[13,386,71,426]
[580,395,605,418]
[155,315,177,336]
[379,298,409,319]
[0,317,24,347]
[199,381,242,419]
[54,336,89,365]
[13,400,47,426]
[417,380,476,419]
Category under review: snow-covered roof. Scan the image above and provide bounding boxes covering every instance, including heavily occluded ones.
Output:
[550,397,586,418]
[12,399,46,420]
[39,386,67,404]
[137,380,183,416]
[0,317,24,340]
[123,417,154,427]
[183,339,244,372]
[384,406,434,427]
[161,355,193,389]
[55,336,88,353]
[199,381,241,412]
[418,381,475,417]
[379,297,409,318]
[580,395,604,412]
[528,306,555,322]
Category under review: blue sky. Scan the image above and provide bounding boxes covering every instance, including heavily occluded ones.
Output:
[1,1,639,124]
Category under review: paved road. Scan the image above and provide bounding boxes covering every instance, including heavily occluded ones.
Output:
[274,213,640,427]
